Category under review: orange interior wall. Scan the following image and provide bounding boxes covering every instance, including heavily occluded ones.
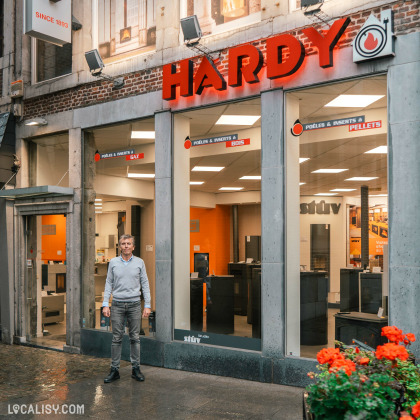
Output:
[190,205,231,275]
[42,215,66,263]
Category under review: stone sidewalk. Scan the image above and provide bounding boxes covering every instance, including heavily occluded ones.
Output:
[0,344,304,419]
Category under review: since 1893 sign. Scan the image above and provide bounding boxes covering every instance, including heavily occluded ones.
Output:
[24,0,71,46]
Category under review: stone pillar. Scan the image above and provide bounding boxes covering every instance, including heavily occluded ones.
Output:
[82,132,97,330]
[65,128,83,352]
[261,89,285,358]
[388,40,420,357]
[0,199,15,344]
[154,111,173,343]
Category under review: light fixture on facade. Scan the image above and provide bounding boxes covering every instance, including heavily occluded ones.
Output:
[312,169,348,174]
[216,115,261,125]
[25,117,48,126]
[219,187,243,191]
[131,131,155,139]
[180,15,218,61]
[365,146,388,154]
[127,173,155,178]
[190,181,204,185]
[84,49,124,89]
[325,95,385,107]
[299,158,310,163]
[240,176,261,180]
[192,166,224,172]
[346,177,379,181]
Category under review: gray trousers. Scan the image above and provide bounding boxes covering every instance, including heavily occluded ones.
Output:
[110,300,141,369]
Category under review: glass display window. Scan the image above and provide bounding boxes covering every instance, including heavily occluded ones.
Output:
[33,38,72,83]
[173,98,262,350]
[285,75,388,358]
[83,118,156,333]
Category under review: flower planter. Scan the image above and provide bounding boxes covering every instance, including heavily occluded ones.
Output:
[305,326,420,420]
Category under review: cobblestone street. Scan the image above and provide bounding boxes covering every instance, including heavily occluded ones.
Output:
[0,344,304,419]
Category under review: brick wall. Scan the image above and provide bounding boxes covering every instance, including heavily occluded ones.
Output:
[23,0,419,119]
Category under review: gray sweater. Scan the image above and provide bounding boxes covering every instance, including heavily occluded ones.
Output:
[102,256,151,308]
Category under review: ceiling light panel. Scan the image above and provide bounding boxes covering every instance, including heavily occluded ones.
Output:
[330,188,357,192]
[365,146,388,154]
[131,131,155,139]
[345,177,378,181]
[215,115,261,125]
[312,169,348,174]
[314,193,338,196]
[219,187,244,191]
[299,158,310,163]
[240,176,261,180]
[324,95,385,108]
[190,181,204,185]
[192,166,224,172]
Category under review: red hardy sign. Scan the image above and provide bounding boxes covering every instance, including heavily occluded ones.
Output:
[163,17,350,101]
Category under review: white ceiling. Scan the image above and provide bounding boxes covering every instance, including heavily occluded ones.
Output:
[88,75,387,200]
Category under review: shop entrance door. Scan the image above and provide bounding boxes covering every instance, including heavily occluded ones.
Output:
[24,214,67,350]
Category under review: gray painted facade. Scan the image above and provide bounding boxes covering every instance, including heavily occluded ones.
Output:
[0,1,419,386]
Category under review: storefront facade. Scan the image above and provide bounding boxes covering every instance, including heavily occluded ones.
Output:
[0,0,419,386]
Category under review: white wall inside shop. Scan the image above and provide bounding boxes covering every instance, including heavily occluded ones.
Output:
[238,204,261,262]
[94,198,156,308]
[299,196,346,303]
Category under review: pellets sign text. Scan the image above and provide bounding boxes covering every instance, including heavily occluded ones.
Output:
[163,18,351,100]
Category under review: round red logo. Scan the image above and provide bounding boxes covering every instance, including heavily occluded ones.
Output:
[291,120,304,137]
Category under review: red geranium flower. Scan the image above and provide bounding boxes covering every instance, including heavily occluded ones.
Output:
[359,357,370,365]
[405,333,416,343]
[329,358,356,376]
[317,348,344,365]
[376,342,409,361]
[399,416,415,420]
[412,401,420,418]
[381,326,405,343]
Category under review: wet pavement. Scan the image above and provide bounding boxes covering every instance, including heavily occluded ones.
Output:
[0,343,304,419]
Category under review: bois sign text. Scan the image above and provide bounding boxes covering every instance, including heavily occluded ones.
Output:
[163,17,350,101]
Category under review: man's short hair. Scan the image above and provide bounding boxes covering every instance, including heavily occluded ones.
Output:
[119,234,135,246]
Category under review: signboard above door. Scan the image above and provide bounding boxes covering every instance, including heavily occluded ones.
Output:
[24,0,71,46]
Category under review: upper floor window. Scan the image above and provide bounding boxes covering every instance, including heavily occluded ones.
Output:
[182,0,261,36]
[34,39,72,83]
[95,0,157,63]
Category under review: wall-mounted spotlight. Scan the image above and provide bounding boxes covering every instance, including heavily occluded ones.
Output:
[301,0,330,24]
[180,15,219,61]
[25,117,48,126]
[180,15,202,44]
[84,49,124,89]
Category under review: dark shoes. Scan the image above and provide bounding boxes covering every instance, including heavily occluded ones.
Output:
[104,367,120,383]
[131,366,145,381]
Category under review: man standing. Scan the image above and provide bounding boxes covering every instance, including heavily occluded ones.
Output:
[102,234,151,383]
